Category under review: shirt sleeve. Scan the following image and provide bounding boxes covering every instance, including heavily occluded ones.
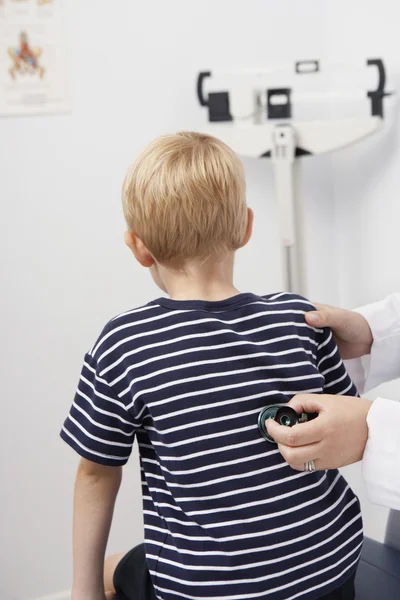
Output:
[317,327,359,397]
[362,397,400,510]
[60,353,137,466]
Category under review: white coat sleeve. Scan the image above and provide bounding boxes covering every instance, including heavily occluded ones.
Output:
[345,293,400,510]
[362,397,400,510]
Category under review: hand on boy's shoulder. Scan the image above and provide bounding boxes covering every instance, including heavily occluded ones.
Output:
[304,302,373,360]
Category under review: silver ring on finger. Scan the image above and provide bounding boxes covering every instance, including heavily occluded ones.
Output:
[304,460,316,473]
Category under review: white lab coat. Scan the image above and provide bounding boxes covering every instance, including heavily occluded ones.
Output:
[346,294,400,511]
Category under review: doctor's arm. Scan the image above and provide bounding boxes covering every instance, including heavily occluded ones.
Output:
[267,294,400,510]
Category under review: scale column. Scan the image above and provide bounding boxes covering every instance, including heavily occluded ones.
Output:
[271,125,307,296]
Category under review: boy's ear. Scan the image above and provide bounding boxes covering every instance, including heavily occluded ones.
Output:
[240,208,254,248]
[124,231,155,268]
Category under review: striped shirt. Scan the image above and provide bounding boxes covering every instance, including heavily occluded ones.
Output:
[61,292,362,600]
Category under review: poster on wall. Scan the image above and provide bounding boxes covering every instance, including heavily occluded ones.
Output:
[0,0,70,116]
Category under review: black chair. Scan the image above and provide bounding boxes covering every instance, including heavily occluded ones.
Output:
[356,509,400,598]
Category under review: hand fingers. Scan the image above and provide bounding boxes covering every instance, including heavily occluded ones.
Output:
[276,441,323,466]
[287,394,325,415]
[306,304,360,343]
[266,418,323,447]
[305,305,335,328]
[286,459,324,472]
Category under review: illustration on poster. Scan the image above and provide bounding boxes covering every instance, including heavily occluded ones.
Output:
[6,0,54,5]
[8,32,45,80]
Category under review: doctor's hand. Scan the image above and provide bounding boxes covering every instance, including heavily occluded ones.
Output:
[305,304,373,360]
[266,394,373,471]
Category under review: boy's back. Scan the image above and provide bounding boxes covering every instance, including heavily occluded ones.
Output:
[62,291,362,600]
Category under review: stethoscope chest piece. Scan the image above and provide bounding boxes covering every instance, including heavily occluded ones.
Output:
[258,404,317,443]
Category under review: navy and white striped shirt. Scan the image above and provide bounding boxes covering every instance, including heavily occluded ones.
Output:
[61,292,362,600]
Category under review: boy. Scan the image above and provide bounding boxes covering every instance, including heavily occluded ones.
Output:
[61,132,362,600]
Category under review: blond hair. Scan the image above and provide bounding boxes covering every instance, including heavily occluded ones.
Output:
[122,132,247,268]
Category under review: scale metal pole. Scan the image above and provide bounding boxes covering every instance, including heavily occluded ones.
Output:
[271,125,307,296]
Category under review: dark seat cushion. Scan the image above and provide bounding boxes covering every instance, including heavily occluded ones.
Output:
[355,537,400,599]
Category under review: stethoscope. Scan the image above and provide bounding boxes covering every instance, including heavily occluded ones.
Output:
[258,404,318,443]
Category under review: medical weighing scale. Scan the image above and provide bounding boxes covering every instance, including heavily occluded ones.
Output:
[196,59,394,296]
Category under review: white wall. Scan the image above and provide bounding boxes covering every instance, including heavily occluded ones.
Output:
[1,1,398,598]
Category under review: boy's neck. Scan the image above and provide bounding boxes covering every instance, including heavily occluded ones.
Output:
[157,254,241,302]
